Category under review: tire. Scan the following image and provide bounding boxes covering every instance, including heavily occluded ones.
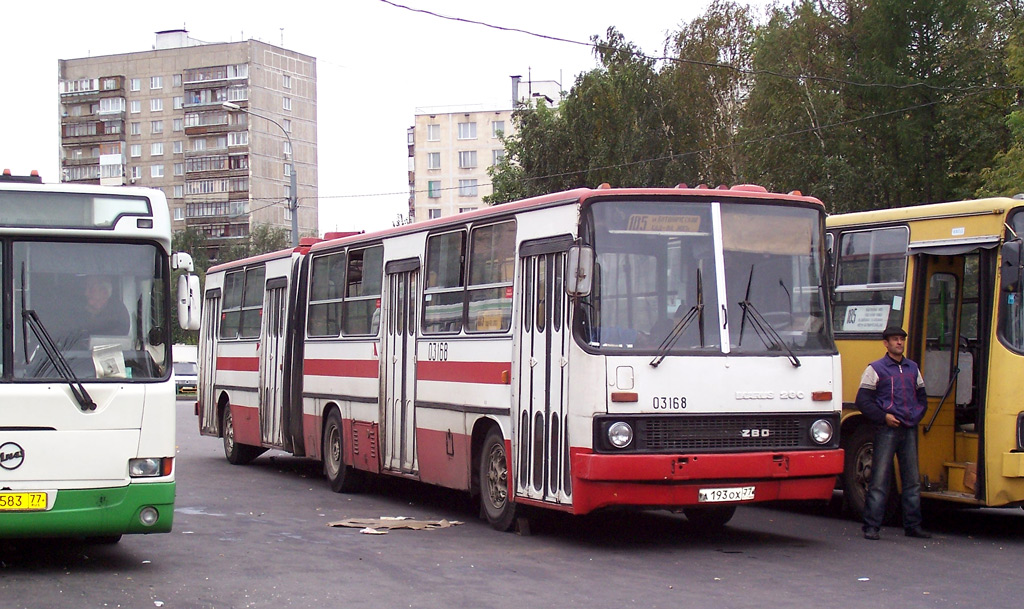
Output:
[322,409,364,493]
[85,535,122,545]
[479,427,517,531]
[222,405,264,465]
[842,423,898,524]
[682,505,737,529]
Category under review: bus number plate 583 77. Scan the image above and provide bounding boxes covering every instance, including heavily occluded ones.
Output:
[0,492,47,511]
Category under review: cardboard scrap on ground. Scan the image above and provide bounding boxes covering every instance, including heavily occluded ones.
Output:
[328,516,463,535]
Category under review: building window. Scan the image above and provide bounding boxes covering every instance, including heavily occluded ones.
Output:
[151,120,163,134]
[130,144,141,158]
[283,119,292,132]
[130,122,141,135]
[458,122,477,140]
[193,139,206,152]
[283,97,292,111]
[459,179,478,196]
[174,162,184,176]
[173,118,183,132]
[428,180,441,198]
[427,152,440,170]
[228,131,248,146]
[492,149,505,166]
[427,124,440,141]
[151,165,164,178]
[173,74,182,87]
[130,100,141,114]
[173,96,184,110]
[174,185,184,198]
[150,76,163,90]
[283,74,292,89]
[151,142,164,156]
[460,207,478,214]
[283,141,292,156]
[151,98,163,112]
[173,141,183,154]
[130,166,141,179]
[428,209,442,219]
[458,150,477,169]
[98,97,125,114]
[492,121,505,138]
[174,207,184,220]
[130,78,141,92]
[284,163,292,177]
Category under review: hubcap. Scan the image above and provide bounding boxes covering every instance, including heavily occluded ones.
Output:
[486,442,507,509]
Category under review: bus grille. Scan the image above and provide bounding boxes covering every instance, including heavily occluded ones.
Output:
[593,413,838,453]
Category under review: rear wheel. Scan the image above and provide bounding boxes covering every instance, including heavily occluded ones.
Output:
[323,409,364,493]
[222,405,264,465]
[682,505,737,529]
[479,428,517,531]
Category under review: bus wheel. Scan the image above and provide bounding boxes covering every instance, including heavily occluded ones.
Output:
[842,424,898,524]
[682,505,736,529]
[479,428,517,531]
[222,406,263,465]
[323,409,363,493]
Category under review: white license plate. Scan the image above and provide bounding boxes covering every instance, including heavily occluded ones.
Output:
[698,486,755,503]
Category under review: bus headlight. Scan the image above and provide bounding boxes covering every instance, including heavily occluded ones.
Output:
[607,421,634,449]
[129,458,166,477]
[810,419,834,445]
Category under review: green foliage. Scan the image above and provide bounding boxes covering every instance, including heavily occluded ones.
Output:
[218,224,291,263]
[489,0,1021,212]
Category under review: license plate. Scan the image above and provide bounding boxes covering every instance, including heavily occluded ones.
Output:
[698,486,755,503]
[0,492,48,511]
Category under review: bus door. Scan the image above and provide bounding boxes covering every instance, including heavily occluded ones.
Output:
[259,279,287,447]
[914,253,970,492]
[198,290,221,435]
[515,248,571,506]
[381,260,419,474]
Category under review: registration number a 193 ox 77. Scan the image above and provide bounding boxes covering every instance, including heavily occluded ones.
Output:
[697,486,755,503]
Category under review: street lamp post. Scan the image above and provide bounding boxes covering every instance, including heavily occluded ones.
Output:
[222,101,299,247]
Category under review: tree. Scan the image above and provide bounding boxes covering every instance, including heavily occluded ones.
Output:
[977,2,1024,197]
[218,224,290,263]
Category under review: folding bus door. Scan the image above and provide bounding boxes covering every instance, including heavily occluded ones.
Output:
[515,245,572,506]
[381,259,419,475]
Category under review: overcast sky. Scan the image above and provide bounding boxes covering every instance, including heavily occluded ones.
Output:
[2,0,765,235]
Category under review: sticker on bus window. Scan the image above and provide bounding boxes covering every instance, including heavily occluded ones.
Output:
[841,305,890,332]
[626,214,702,232]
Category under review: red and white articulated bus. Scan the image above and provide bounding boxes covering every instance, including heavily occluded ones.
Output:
[197,185,844,530]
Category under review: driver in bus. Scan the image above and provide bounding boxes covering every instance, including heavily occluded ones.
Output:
[83,275,130,336]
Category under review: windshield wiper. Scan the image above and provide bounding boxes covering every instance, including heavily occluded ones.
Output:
[737,265,800,367]
[23,310,97,411]
[650,269,705,367]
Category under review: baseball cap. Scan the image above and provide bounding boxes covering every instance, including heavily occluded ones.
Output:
[882,326,908,339]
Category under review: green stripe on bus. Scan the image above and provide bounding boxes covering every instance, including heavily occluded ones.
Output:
[0,482,175,538]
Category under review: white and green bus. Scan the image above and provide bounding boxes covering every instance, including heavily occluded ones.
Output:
[0,172,199,541]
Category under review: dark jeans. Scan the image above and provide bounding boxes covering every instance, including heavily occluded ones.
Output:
[863,424,923,531]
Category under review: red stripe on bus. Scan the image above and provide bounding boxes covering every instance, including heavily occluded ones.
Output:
[217,357,259,372]
[304,358,379,378]
[418,360,510,384]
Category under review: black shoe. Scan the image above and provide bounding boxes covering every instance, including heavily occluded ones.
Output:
[863,528,880,540]
[905,527,932,539]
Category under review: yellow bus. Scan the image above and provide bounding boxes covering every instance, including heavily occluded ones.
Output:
[828,195,1024,519]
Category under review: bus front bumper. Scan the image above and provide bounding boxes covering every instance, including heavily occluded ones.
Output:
[569,448,844,515]
[0,482,175,538]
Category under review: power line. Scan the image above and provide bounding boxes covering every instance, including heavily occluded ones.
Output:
[377,0,1013,94]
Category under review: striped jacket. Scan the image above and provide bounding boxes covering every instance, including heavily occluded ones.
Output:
[855,354,928,427]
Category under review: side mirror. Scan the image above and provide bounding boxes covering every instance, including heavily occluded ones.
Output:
[177,274,201,331]
[1002,241,1022,293]
[565,245,594,296]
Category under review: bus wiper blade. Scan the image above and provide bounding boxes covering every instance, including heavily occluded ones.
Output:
[23,310,97,411]
[650,270,705,368]
[737,301,801,368]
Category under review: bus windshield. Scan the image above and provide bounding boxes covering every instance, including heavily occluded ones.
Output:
[9,240,169,381]
[577,198,831,355]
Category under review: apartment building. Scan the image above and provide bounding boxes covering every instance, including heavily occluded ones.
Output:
[407,76,562,222]
[58,30,317,257]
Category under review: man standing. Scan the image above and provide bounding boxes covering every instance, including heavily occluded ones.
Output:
[856,325,931,540]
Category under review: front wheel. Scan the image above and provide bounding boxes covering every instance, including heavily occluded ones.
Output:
[323,409,364,493]
[479,428,517,531]
[682,505,737,528]
[222,405,264,465]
